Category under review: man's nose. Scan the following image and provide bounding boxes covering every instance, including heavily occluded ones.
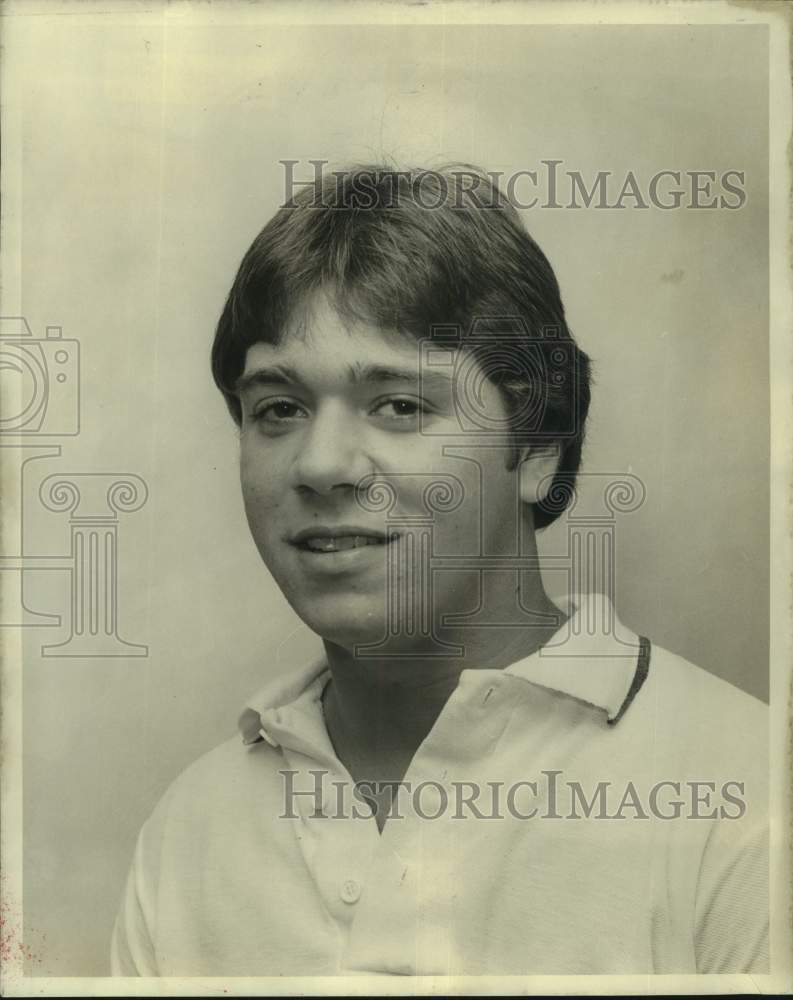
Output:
[290,401,372,496]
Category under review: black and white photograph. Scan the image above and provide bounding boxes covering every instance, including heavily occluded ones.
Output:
[1,0,791,995]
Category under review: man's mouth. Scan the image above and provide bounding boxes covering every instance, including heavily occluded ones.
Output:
[296,535,395,553]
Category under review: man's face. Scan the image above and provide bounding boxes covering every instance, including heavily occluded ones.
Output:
[238,291,527,651]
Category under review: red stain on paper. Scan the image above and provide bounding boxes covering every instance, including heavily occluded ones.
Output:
[1,875,45,968]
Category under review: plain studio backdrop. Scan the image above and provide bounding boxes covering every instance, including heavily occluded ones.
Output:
[4,12,768,977]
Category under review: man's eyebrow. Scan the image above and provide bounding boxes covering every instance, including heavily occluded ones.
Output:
[234,363,454,394]
[354,364,453,390]
[234,365,300,394]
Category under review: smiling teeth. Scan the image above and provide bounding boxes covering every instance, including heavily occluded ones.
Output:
[304,536,386,552]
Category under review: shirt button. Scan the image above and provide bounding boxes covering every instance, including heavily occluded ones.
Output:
[340,878,362,904]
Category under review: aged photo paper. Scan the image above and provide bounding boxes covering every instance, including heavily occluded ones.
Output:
[1,0,791,995]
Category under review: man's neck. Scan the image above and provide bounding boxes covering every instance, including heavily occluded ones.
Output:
[320,581,567,829]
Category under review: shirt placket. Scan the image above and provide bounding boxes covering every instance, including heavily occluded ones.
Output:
[342,671,518,976]
[257,696,383,965]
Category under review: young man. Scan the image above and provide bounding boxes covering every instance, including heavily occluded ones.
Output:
[112,165,768,977]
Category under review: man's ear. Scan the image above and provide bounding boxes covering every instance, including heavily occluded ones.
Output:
[517,443,561,504]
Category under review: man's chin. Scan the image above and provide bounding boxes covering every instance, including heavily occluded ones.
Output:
[308,619,389,651]
[289,597,389,650]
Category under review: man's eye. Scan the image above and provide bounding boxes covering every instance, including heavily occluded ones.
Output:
[372,398,425,420]
[251,400,307,423]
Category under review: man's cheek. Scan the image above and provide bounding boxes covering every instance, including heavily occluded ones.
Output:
[241,485,282,553]
[430,506,481,558]
[240,464,281,511]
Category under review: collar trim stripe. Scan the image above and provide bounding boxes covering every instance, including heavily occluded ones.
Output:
[607,635,652,727]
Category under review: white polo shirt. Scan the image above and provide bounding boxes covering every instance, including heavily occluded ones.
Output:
[111,594,768,977]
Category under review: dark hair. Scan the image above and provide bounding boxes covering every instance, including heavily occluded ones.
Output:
[211,163,591,528]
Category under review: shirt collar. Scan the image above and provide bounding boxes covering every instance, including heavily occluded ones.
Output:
[238,592,645,744]
[238,653,328,746]
[502,592,643,722]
